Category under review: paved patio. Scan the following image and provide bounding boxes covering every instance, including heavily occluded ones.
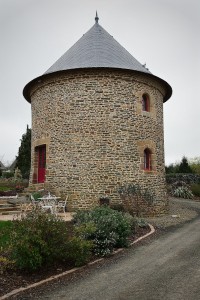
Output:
[0,212,75,222]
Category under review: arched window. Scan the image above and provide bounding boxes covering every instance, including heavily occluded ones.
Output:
[142,94,150,112]
[144,148,151,170]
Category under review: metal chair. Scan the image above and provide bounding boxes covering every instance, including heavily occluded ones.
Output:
[56,197,67,213]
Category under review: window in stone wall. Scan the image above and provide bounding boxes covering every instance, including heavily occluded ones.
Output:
[142,93,150,112]
[144,148,152,170]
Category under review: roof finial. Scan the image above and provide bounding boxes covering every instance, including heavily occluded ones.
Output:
[95,11,99,23]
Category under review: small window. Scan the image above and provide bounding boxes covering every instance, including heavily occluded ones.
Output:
[142,94,150,112]
[144,148,152,170]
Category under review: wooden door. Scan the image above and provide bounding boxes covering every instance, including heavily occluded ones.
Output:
[38,145,46,183]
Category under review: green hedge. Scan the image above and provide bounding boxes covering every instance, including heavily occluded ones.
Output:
[166,173,200,184]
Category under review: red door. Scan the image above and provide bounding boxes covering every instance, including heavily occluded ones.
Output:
[38,145,46,183]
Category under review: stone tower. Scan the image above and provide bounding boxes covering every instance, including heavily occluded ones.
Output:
[23,14,172,215]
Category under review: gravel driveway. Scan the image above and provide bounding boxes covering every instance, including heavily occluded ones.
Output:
[14,197,200,300]
[146,197,200,228]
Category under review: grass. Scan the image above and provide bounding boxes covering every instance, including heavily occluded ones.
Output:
[0,221,13,248]
[0,186,12,192]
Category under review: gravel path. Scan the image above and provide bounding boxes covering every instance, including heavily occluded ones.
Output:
[145,197,200,228]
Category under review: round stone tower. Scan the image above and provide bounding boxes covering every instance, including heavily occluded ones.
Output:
[23,14,172,215]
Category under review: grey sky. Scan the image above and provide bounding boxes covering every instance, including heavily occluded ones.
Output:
[0,0,199,166]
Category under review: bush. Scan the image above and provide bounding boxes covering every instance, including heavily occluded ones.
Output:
[2,172,14,179]
[31,191,42,201]
[67,237,93,267]
[133,217,148,230]
[0,256,15,274]
[118,184,155,217]
[172,186,193,199]
[166,173,200,184]
[169,180,194,199]
[74,206,133,257]
[110,204,125,212]
[191,184,200,197]
[9,209,71,271]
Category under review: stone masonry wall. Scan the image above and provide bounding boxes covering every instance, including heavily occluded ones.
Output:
[29,69,168,215]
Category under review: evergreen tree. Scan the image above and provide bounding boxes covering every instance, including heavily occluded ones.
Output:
[15,125,31,179]
[165,163,179,174]
[178,156,193,174]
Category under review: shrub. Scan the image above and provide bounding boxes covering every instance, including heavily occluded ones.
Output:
[110,204,125,212]
[166,173,200,184]
[9,209,71,271]
[118,184,155,217]
[172,186,193,199]
[31,191,43,201]
[67,237,93,267]
[191,184,200,197]
[74,206,133,257]
[0,256,15,273]
[133,217,148,229]
[2,172,14,179]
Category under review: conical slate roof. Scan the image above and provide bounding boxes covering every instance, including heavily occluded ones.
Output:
[45,15,151,75]
[23,14,172,102]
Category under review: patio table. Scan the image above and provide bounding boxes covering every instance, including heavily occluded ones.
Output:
[38,194,61,214]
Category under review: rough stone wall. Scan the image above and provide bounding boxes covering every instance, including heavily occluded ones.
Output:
[29,69,168,215]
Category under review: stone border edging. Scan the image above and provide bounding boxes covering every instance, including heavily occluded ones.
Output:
[0,224,155,300]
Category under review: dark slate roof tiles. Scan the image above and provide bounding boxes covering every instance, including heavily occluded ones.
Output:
[45,22,151,75]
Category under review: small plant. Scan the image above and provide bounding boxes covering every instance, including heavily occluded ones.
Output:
[172,186,193,199]
[170,181,194,199]
[171,180,188,189]
[118,184,155,217]
[134,217,148,228]
[31,191,42,201]
[0,256,15,274]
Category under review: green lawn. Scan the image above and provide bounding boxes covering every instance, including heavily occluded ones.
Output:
[0,186,12,192]
[0,221,13,248]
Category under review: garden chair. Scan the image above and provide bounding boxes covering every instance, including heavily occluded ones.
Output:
[55,197,67,213]
[30,194,41,208]
[41,198,57,214]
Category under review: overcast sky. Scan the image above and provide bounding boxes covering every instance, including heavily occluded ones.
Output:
[0,0,199,166]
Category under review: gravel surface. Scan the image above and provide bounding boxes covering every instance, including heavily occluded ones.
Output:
[145,197,200,228]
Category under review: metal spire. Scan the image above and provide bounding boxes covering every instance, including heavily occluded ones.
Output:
[95,11,99,23]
